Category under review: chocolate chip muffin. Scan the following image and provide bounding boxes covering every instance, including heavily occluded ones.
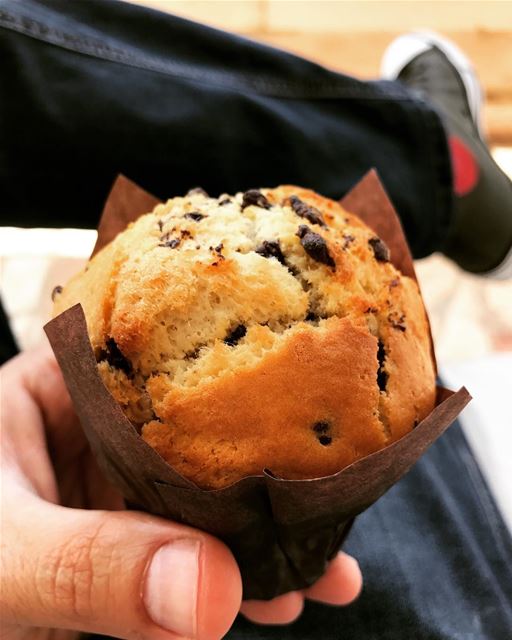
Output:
[53,186,436,489]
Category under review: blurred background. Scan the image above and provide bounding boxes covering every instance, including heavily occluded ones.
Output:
[2,0,511,361]
[1,0,510,523]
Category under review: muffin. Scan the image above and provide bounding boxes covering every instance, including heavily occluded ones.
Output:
[53,185,436,489]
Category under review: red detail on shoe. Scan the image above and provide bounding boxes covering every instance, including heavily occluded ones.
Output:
[449,135,479,196]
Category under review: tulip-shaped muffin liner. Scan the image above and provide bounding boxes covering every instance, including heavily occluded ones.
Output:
[45,171,471,600]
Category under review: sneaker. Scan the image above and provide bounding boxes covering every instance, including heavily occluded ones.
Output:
[381,31,512,277]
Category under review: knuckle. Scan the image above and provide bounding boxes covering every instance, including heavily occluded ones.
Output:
[36,521,114,621]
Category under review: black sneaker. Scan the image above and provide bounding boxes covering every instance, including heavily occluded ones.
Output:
[381,31,512,277]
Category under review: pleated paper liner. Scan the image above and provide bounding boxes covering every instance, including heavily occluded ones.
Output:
[45,171,471,600]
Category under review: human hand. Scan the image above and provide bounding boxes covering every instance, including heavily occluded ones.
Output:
[0,346,362,640]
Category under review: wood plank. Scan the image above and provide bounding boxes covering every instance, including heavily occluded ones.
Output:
[265,1,512,32]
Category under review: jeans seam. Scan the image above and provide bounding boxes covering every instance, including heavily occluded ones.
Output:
[0,6,409,101]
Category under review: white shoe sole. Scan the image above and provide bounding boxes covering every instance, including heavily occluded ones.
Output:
[380,30,484,138]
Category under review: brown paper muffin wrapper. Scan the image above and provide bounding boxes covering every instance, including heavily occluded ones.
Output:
[45,171,471,600]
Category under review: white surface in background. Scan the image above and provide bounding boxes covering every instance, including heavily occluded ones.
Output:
[0,227,97,257]
[415,254,512,362]
[493,147,512,179]
[441,354,512,534]
[0,228,96,349]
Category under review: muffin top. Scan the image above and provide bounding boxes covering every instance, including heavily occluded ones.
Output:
[53,185,436,488]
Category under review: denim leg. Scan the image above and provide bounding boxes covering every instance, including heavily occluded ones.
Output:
[0,0,451,258]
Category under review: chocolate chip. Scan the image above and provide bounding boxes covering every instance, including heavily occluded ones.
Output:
[297,224,310,239]
[224,324,247,346]
[313,421,332,445]
[312,421,330,433]
[364,306,378,314]
[159,237,181,249]
[369,237,390,262]
[51,285,63,301]
[388,312,406,332]
[255,240,287,265]
[297,226,335,268]
[184,212,205,221]
[288,195,326,227]
[103,338,132,376]
[377,339,388,392]
[185,347,201,360]
[242,189,271,210]
[208,244,225,265]
[342,234,355,249]
[305,311,319,322]
[208,243,225,262]
[187,187,208,197]
[219,197,231,206]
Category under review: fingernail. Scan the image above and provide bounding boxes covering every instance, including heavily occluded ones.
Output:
[144,539,201,638]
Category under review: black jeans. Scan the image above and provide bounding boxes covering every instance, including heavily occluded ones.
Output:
[0,0,452,260]
[1,1,510,638]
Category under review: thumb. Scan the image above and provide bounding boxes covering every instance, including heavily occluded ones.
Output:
[2,488,242,640]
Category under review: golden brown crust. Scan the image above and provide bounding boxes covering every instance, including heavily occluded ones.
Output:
[144,318,388,488]
[54,185,436,488]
